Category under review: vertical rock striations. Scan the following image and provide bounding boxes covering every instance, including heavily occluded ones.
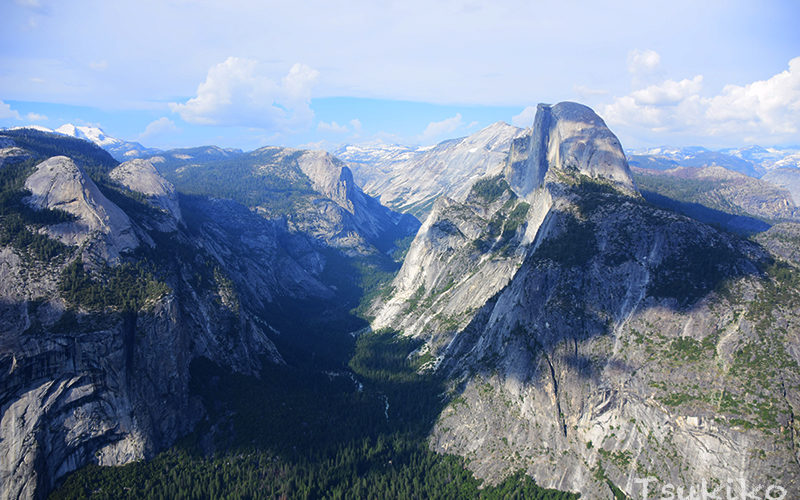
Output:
[371,101,800,498]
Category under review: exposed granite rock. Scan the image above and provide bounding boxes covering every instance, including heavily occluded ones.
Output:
[505,102,636,200]
[110,159,181,230]
[371,102,800,498]
[1,155,337,499]
[634,165,800,223]
[764,167,800,206]
[339,122,526,218]
[24,156,138,263]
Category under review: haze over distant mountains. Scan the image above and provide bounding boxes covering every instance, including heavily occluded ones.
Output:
[4,101,800,498]
[7,124,160,161]
[8,122,800,185]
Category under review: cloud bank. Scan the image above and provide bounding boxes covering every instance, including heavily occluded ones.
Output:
[170,58,319,132]
[603,56,800,144]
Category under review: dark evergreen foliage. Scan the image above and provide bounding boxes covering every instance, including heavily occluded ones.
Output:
[58,259,171,312]
[0,129,118,174]
[0,155,74,261]
[51,332,579,499]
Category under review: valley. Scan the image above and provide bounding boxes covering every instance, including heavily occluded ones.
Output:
[2,101,800,499]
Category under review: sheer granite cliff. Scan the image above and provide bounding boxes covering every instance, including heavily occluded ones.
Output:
[152,146,419,256]
[0,145,337,499]
[371,102,800,498]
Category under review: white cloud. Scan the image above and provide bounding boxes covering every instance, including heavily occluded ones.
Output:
[0,100,21,120]
[169,57,319,132]
[627,49,661,74]
[419,113,463,142]
[630,76,703,105]
[25,112,47,121]
[317,121,349,133]
[139,117,179,139]
[602,57,800,144]
[705,57,800,135]
[512,106,536,128]
[349,118,362,132]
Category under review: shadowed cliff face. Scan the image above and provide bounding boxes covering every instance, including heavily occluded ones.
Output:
[151,146,420,257]
[370,102,800,498]
[0,145,352,499]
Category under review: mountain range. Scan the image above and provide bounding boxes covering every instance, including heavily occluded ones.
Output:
[627,144,800,178]
[2,103,800,499]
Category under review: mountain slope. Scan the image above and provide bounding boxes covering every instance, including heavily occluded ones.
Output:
[763,167,800,205]
[633,165,799,234]
[54,124,160,161]
[337,122,526,218]
[151,146,419,255]
[370,102,800,498]
[627,145,800,178]
[0,133,349,499]
[24,156,139,262]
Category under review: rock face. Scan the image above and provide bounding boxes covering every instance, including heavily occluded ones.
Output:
[764,167,800,205]
[154,146,419,256]
[24,156,139,262]
[338,122,527,218]
[110,159,182,231]
[291,148,419,253]
[505,102,636,199]
[0,144,339,499]
[371,102,800,498]
[633,165,800,233]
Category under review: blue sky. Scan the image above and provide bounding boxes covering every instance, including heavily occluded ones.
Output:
[1,0,798,151]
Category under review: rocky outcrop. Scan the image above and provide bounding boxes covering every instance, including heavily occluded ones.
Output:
[635,165,800,223]
[505,102,636,200]
[371,102,800,498]
[293,149,419,253]
[764,167,800,206]
[339,122,527,218]
[24,156,138,263]
[153,145,419,256]
[110,159,182,231]
[1,149,339,499]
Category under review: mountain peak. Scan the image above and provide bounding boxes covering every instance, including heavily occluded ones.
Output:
[24,156,139,262]
[56,123,120,147]
[504,101,636,199]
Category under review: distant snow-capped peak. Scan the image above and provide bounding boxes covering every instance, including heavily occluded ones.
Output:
[55,124,121,147]
[8,125,54,133]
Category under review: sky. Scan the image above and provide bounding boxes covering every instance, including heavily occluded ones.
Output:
[1,0,798,151]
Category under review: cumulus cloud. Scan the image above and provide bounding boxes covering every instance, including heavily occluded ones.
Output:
[512,106,537,128]
[25,112,47,121]
[602,57,800,143]
[630,75,703,105]
[317,121,349,133]
[170,58,319,132]
[0,100,21,120]
[419,113,463,142]
[139,117,178,140]
[349,118,362,132]
[627,49,661,74]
